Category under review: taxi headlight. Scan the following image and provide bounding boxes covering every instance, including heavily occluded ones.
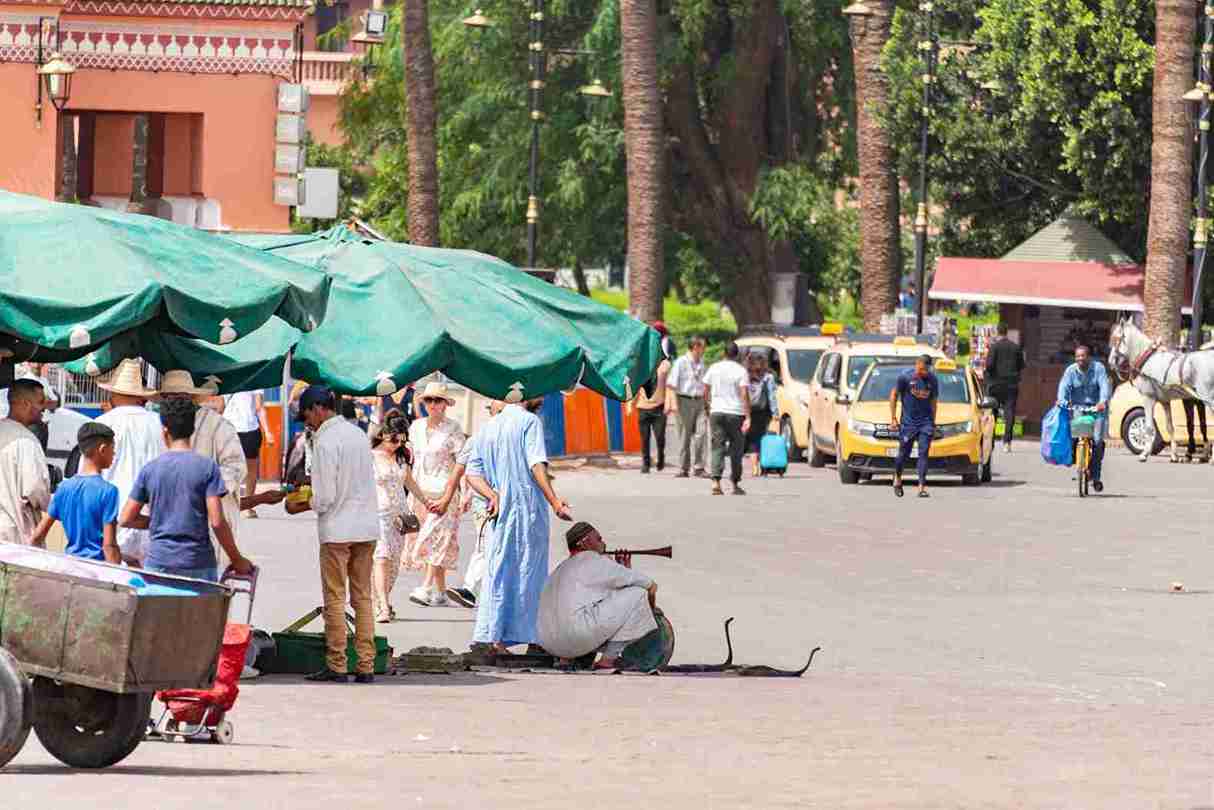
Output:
[848,418,878,437]
[935,421,973,438]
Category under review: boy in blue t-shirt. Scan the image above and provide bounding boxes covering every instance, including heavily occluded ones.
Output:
[889,354,939,499]
[31,422,121,563]
[119,397,253,581]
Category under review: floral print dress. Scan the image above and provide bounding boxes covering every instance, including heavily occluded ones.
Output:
[372,452,409,563]
[404,416,466,571]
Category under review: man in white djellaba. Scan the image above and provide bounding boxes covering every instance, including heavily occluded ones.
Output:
[537,522,659,670]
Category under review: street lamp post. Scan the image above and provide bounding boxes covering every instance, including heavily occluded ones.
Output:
[1186,1,1214,351]
[913,0,936,336]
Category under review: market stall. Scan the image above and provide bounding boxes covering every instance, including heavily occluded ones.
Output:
[928,210,1192,430]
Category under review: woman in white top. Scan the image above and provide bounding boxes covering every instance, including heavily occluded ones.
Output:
[223,389,275,518]
[404,383,466,607]
[370,410,430,622]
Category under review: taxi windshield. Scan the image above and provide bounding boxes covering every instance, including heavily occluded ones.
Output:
[858,364,970,404]
[785,349,823,383]
[846,356,877,390]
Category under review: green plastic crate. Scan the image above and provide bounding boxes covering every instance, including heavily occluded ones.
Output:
[258,607,392,675]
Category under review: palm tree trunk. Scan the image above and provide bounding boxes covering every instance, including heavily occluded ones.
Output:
[58,115,77,202]
[848,0,901,330]
[1143,0,1194,344]
[403,0,439,246]
[127,114,149,214]
[620,0,665,323]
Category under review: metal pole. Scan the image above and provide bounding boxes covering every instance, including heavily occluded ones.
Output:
[1190,1,1214,352]
[914,0,935,336]
[525,0,546,270]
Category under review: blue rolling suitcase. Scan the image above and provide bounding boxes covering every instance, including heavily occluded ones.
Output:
[759,433,788,476]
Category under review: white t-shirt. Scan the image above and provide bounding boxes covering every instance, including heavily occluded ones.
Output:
[223,391,260,433]
[702,360,749,416]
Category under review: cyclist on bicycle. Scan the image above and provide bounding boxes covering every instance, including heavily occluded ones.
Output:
[1057,344,1112,492]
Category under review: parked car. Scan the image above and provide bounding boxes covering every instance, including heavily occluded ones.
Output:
[805,334,946,468]
[1108,381,1214,456]
[836,358,997,485]
[737,325,839,461]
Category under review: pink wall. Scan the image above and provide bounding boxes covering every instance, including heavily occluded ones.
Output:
[0,63,61,199]
[307,95,344,147]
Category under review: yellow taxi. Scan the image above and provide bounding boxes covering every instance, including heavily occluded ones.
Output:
[835,357,998,485]
[1107,380,1213,457]
[737,325,841,460]
[805,334,946,468]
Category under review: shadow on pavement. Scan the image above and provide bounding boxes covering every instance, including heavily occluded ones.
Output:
[4,765,306,777]
[249,672,510,687]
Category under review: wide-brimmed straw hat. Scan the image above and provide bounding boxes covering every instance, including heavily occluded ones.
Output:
[158,369,208,397]
[418,381,456,406]
[97,359,158,399]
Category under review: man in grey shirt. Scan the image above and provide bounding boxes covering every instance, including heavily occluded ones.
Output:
[667,336,708,477]
[287,385,380,684]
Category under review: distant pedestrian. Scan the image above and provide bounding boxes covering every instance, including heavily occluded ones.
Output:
[404,383,466,607]
[703,341,752,496]
[984,323,1025,452]
[369,409,429,622]
[0,379,51,545]
[286,385,380,683]
[668,335,708,477]
[744,350,777,477]
[96,359,164,566]
[223,389,275,519]
[636,323,673,475]
[890,355,939,498]
[465,398,572,654]
[446,400,506,609]
[119,397,253,580]
[31,422,120,563]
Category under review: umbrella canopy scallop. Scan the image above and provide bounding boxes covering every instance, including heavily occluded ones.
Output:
[0,191,329,358]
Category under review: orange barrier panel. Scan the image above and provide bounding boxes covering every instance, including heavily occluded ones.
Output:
[621,400,642,453]
[259,404,284,482]
[562,389,609,456]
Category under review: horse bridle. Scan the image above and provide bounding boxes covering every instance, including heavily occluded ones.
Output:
[1109,323,1161,382]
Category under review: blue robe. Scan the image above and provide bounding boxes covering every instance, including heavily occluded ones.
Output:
[468,404,550,645]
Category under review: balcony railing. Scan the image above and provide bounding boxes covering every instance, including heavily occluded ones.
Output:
[301,51,356,95]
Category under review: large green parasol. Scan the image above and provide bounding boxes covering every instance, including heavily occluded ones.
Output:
[69,226,662,401]
[0,191,330,361]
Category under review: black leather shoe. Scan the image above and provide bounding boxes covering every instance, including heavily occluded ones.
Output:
[305,669,349,683]
[1092,480,1104,493]
[354,673,375,684]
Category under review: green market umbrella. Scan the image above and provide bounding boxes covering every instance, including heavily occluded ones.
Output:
[0,190,329,360]
[70,226,662,402]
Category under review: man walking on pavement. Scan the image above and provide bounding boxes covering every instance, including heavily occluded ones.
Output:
[636,322,672,475]
[668,335,708,477]
[286,385,381,683]
[0,379,50,544]
[702,341,751,496]
[984,323,1025,452]
[890,355,939,499]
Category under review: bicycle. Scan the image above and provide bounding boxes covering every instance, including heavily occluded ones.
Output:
[1069,405,1102,497]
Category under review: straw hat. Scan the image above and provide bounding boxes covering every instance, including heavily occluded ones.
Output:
[97,359,158,399]
[158,369,208,397]
[418,381,456,406]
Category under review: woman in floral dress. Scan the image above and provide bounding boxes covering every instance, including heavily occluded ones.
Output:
[405,383,467,607]
[371,410,430,622]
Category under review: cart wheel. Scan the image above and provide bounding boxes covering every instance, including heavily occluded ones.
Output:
[212,720,234,745]
[32,678,152,769]
[0,648,32,769]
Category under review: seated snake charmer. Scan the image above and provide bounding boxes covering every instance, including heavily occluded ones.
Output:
[537,522,659,669]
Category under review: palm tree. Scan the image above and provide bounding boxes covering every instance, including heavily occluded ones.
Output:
[1143,0,1194,344]
[620,0,664,323]
[403,0,439,246]
[58,115,77,202]
[847,0,901,330]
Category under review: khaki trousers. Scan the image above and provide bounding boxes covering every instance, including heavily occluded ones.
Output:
[319,541,376,675]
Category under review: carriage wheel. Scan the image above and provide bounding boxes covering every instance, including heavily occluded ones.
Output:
[32,678,152,769]
[0,648,31,769]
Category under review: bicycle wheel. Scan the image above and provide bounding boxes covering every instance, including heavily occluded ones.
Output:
[1076,439,1089,497]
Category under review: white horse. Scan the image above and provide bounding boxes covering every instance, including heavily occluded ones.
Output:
[1108,317,1214,462]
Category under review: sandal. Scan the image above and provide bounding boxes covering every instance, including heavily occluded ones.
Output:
[893,482,904,498]
[918,490,930,498]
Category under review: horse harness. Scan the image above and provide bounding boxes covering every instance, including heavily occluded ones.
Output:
[1125,339,1195,397]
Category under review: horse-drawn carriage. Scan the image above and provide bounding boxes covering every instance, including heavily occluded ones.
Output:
[0,548,231,769]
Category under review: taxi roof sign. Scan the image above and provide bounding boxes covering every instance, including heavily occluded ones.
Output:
[892,336,918,346]
[820,322,845,336]
[933,358,958,371]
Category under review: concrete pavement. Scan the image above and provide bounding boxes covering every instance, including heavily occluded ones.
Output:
[7,441,1214,809]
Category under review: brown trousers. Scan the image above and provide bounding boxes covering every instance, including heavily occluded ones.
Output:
[319,541,376,674]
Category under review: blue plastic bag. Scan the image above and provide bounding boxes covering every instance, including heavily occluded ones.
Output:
[1041,405,1073,466]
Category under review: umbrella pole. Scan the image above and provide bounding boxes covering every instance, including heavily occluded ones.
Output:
[280,351,293,485]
